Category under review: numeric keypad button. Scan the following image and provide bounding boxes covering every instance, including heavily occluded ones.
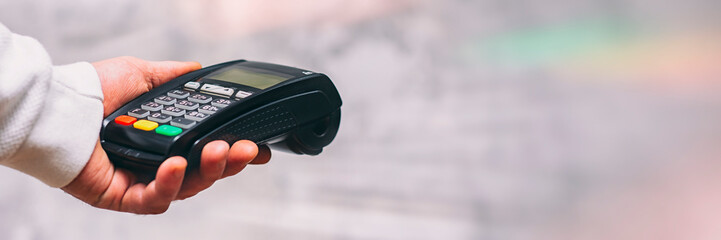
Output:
[154,95,177,105]
[128,108,150,118]
[141,101,163,111]
[211,98,233,108]
[148,112,172,123]
[168,90,190,99]
[170,117,196,129]
[188,94,212,104]
[175,99,200,110]
[185,111,208,121]
[198,105,220,114]
[161,106,186,117]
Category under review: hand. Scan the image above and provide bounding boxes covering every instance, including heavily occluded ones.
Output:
[61,57,271,214]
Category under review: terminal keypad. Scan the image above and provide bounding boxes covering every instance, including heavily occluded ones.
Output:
[114,88,233,136]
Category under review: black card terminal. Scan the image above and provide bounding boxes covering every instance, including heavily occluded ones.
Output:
[100,60,342,171]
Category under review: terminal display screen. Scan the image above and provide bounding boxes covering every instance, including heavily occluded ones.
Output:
[205,65,293,90]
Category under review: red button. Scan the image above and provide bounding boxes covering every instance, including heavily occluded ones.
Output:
[114,115,137,126]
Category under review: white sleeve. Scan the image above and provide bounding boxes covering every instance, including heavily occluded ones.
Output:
[0,23,104,187]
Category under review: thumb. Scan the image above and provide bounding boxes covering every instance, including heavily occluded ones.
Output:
[94,57,203,117]
[145,61,203,88]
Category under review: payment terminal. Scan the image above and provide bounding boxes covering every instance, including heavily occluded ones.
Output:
[100,60,342,171]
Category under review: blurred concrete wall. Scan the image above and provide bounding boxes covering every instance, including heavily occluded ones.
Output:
[1,0,721,239]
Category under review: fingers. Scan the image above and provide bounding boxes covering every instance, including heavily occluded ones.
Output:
[68,140,269,214]
[250,145,271,165]
[176,140,268,199]
[199,140,230,181]
[120,157,187,214]
[176,140,229,199]
[221,140,259,178]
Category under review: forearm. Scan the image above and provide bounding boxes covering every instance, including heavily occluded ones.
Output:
[0,23,104,187]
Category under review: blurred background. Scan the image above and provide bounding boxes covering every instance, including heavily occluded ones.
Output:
[1,0,721,239]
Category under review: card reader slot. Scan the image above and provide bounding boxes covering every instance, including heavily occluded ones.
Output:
[102,141,166,171]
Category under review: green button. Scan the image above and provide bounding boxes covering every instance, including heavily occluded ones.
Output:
[155,125,182,136]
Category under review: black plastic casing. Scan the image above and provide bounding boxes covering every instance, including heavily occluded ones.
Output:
[100,60,342,172]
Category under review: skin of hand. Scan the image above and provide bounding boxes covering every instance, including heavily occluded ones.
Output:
[61,56,271,214]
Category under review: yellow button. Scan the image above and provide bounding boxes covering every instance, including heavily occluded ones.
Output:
[133,120,159,131]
